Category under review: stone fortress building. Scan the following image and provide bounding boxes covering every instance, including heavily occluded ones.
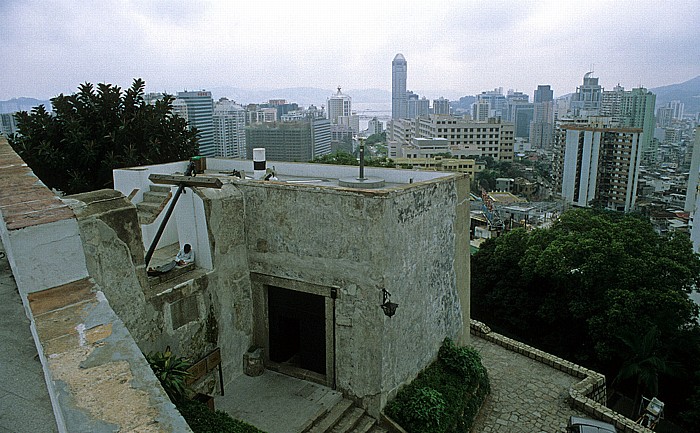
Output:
[0,136,470,431]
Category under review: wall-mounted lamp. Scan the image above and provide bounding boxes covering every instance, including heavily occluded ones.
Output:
[380,288,398,318]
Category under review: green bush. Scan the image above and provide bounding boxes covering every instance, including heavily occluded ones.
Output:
[386,338,489,433]
[178,400,266,433]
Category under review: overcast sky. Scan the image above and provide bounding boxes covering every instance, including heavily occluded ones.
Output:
[1,0,698,102]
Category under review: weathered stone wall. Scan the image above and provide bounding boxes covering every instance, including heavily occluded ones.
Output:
[68,186,254,391]
[67,190,159,344]
[238,175,468,415]
[380,178,467,406]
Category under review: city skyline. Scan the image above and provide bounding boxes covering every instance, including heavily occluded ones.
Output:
[1,1,698,101]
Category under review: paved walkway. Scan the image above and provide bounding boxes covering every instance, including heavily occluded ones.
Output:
[215,370,342,433]
[0,240,58,433]
[470,335,584,433]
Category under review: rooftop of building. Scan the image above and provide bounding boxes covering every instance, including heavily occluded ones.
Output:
[114,157,461,195]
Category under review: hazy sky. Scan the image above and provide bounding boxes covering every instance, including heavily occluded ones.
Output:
[1,0,698,102]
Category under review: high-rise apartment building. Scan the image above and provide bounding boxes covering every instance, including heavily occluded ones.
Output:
[600,86,656,162]
[553,121,642,212]
[432,97,451,115]
[407,96,430,119]
[176,91,215,156]
[367,117,384,136]
[392,54,408,119]
[213,98,246,158]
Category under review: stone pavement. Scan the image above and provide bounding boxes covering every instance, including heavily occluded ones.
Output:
[470,335,584,433]
[0,239,58,433]
[215,369,343,433]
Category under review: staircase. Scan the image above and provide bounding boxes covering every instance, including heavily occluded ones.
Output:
[304,398,387,433]
[136,184,171,225]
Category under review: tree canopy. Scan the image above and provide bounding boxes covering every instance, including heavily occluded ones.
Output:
[472,208,700,423]
[9,79,198,194]
[310,150,395,168]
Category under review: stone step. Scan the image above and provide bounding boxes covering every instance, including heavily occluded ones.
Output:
[150,185,171,193]
[367,426,387,433]
[349,415,376,433]
[136,200,162,213]
[329,407,364,432]
[306,398,353,433]
[142,190,170,203]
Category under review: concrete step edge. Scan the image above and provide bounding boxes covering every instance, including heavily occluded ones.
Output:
[349,415,376,433]
[330,407,365,433]
[306,398,353,433]
[149,185,171,193]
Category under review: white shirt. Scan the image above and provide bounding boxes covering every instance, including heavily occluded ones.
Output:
[176,247,194,264]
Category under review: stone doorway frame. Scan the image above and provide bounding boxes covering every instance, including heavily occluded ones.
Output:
[251,273,337,389]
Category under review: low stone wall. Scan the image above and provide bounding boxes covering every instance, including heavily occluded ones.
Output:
[470,320,652,433]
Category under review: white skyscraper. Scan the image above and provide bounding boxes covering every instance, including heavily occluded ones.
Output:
[392,54,408,119]
[213,98,246,158]
[327,87,352,125]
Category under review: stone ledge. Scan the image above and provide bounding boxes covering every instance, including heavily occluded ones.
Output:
[470,320,653,433]
[29,278,193,433]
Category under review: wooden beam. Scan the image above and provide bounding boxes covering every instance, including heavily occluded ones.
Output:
[148,173,223,189]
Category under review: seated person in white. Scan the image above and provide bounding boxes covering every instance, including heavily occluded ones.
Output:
[175,243,194,266]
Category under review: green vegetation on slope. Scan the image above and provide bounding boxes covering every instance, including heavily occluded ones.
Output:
[386,338,489,433]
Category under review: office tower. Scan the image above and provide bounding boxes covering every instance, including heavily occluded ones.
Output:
[570,72,602,117]
[533,85,553,103]
[656,106,674,127]
[476,88,507,118]
[505,91,529,122]
[246,115,331,161]
[213,98,246,158]
[176,90,215,156]
[311,117,331,158]
[392,54,408,119]
[530,85,555,150]
[513,104,534,138]
[553,121,642,212]
[327,87,352,125]
[432,97,450,115]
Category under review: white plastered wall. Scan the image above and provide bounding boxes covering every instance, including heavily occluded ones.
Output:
[175,189,212,270]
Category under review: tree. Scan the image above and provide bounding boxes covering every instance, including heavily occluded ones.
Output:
[9,79,198,194]
[310,150,396,168]
[472,208,700,423]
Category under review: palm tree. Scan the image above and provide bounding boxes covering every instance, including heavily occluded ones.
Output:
[613,326,674,416]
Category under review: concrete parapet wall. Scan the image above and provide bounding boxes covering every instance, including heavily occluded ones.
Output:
[0,138,192,432]
[470,320,652,433]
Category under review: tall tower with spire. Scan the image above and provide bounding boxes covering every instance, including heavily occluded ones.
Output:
[392,54,407,119]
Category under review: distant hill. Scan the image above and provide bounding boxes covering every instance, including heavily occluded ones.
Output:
[208,86,390,106]
[650,75,700,114]
[0,97,52,114]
